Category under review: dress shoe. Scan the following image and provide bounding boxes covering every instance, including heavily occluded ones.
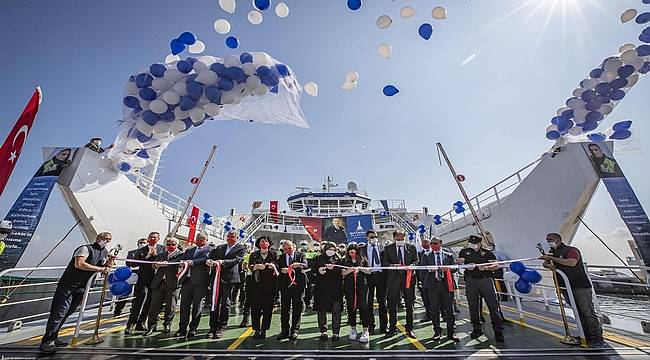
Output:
[113,310,122,317]
[319,332,328,340]
[39,341,57,354]
[174,330,186,337]
[144,327,156,336]
[470,329,483,339]
[495,331,504,342]
[289,331,298,341]
[480,315,486,323]
[54,339,69,347]
[135,323,148,331]
[432,331,442,340]
[259,330,266,339]
[215,328,224,338]
[447,335,460,343]
[405,330,417,339]
[331,334,339,342]
[124,325,134,335]
[384,329,397,337]
[253,330,261,339]
[368,326,376,335]
[187,330,196,338]
[277,332,290,340]
[239,317,249,328]
[206,331,215,339]
[162,326,171,334]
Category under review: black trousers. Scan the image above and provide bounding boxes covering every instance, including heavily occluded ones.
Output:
[147,285,179,329]
[178,282,208,332]
[344,286,369,327]
[280,286,304,333]
[317,300,342,334]
[210,282,235,331]
[387,281,415,331]
[465,277,503,331]
[41,285,85,344]
[251,300,274,331]
[127,283,151,326]
[365,272,387,330]
[427,281,455,334]
[419,283,433,319]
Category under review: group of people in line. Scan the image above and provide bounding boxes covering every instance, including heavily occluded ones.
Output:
[38,228,605,354]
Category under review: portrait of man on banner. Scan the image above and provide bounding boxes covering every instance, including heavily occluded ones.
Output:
[583,143,624,178]
[322,217,347,244]
[34,147,74,177]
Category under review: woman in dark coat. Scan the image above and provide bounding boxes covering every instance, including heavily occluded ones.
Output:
[341,244,371,343]
[247,236,278,339]
[312,242,343,341]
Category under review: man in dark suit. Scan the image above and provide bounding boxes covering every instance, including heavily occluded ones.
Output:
[382,229,418,338]
[206,231,245,339]
[417,238,433,323]
[276,240,308,340]
[114,238,147,316]
[125,232,164,334]
[421,237,459,342]
[323,217,347,244]
[144,236,185,335]
[362,230,388,335]
[175,233,212,338]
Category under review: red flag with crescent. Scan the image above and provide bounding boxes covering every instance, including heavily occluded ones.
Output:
[0,87,41,196]
[269,200,279,223]
[187,206,199,244]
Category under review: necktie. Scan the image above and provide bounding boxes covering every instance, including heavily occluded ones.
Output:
[398,246,403,265]
[372,246,380,267]
[435,252,442,280]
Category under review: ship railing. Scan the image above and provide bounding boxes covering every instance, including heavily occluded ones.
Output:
[433,157,542,236]
[369,199,407,211]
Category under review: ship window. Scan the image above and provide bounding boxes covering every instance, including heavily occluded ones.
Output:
[321,199,337,208]
[340,200,353,207]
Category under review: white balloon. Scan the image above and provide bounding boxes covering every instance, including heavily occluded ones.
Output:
[567,98,584,110]
[224,55,240,67]
[221,90,238,104]
[246,74,262,90]
[195,70,218,85]
[203,103,221,116]
[192,60,208,73]
[378,43,392,59]
[345,70,359,82]
[303,82,318,96]
[170,119,186,135]
[619,43,636,54]
[571,88,583,97]
[173,82,188,96]
[131,157,147,169]
[213,19,231,34]
[163,69,184,82]
[583,78,599,90]
[173,107,189,120]
[603,58,622,72]
[198,56,217,66]
[341,81,357,91]
[600,71,618,82]
[620,49,639,64]
[125,82,139,95]
[218,0,236,14]
[568,126,583,136]
[189,108,205,123]
[376,15,392,29]
[400,6,417,18]
[620,9,637,24]
[253,84,268,96]
[149,100,168,114]
[162,90,180,105]
[601,104,614,115]
[432,6,447,20]
[125,138,141,152]
[626,73,639,87]
[275,2,289,17]
[151,78,171,91]
[136,120,154,137]
[189,40,205,54]
[546,124,558,132]
[504,271,519,283]
[242,63,257,75]
[253,53,270,66]
[248,10,263,25]
[164,54,181,64]
[556,107,570,116]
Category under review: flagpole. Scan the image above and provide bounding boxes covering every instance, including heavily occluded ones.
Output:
[169,145,217,238]
[435,142,488,241]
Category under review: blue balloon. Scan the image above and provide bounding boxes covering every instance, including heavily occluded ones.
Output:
[179,96,197,111]
[585,100,601,112]
[643,27,650,37]
[509,261,526,275]
[383,85,399,96]
[454,207,464,214]
[434,220,442,225]
[561,109,574,119]
[210,63,228,77]
[225,67,247,82]
[178,32,197,45]
[261,73,280,87]
[218,78,235,91]
[595,94,610,104]
[170,39,185,55]
[612,120,632,132]
[254,0,271,11]
[586,111,603,123]
[514,278,532,294]
[142,110,159,125]
[610,129,632,140]
[114,266,132,281]
[185,73,198,84]
[177,60,193,74]
[240,52,253,63]
[589,68,604,79]
[580,121,598,131]
[107,272,116,284]
[636,12,650,24]
[551,116,563,125]
[139,88,157,101]
[135,73,153,89]
[418,23,433,40]
[181,118,193,130]
[454,201,463,206]
[160,109,175,122]
[224,225,231,231]
[558,119,573,133]
[275,64,290,77]
[546,130,561,140]
[225,221,232,226]
[225,36,239,49]
[595,82,612,95]
[136,149,150,159]
[110,281,132,297]
[149,63,166,78]
[610,89,625,101]
[136,132,152,143]
[205,86,222,103]
[187,81,204,101]
[118,162,131,172]
[580,89,596,102]
[123,96,140,109]
[587,133,606,142]
[640,62,650,75]
[617,65,635,79]
[521,269,542,284]
[256,65,272,78]
[610,78,627,90]
[270,85,279,94]
[637,44,650,56]
[640,33,650,44]
[347,0,362,10]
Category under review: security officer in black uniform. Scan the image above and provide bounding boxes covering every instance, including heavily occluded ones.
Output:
[39,232,114,354]
[458,234,504,342]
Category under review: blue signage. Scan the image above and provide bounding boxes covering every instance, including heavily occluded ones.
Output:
[345,214,373,244]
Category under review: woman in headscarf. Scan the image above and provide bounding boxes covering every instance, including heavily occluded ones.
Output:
[341,243,371,343]
[312,242,343,341]
[247,236,278,339]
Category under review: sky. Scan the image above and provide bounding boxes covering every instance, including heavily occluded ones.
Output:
[0,0,648,266]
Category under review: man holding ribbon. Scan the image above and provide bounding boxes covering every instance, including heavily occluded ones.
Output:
[383,229,418,339]
[206,230,245,339]
[175,233,212,338]
[276,240,308,341]
[363,230,388,335]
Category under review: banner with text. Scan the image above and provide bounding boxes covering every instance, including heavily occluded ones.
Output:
[345,214,373,244]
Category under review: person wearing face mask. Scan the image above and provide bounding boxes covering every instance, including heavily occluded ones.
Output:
[39,232,114,354]
[144,236,185,336]
[458,235,503,342]
[421,237,459,342]
[126,231,164,334]
[382,229,419,338]
[341,244,372,343]
[206,230,246,339]
[362,230,388,335]
[541,232,604,347]
[247,236,278,339]
[417,238,434,323]
[175,233,213,338]
[276,240,308,340]
[114,238,147,316]
[313,242,344,341]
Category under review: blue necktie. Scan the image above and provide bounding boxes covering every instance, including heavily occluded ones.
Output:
[372,246,380,266]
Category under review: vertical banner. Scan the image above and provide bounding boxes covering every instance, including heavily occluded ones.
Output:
[582,142,650,267]
[345,214,373,244]
[187,206,199,244]
[1,147,74,269]
[323,217,348,244]
[299,217,323,242]
[269,200,278,223]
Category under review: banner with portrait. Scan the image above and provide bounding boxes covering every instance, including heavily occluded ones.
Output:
[322,217,348,244]
[0,147,75,269]
[345,214,373,244]
[582,142,650,268]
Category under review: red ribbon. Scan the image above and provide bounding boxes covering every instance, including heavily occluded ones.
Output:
[211,262,221,312]
[176,261,188,280]
[444,268,454,293]
[405,268,413,289]
[287,265,297,287]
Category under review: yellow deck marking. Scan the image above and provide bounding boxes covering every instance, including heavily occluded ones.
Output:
[227,326,254,350]
[75,325,127,345]
[395,321,427,351]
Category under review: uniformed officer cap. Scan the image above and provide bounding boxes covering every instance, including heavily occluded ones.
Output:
[468,235,483,244]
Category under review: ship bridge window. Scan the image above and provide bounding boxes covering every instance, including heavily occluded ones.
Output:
[289,203,303,211]
[320,199,338,208]
[339,200,353,207]
[305,200,319,207]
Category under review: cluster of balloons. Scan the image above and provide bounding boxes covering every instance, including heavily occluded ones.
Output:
[108,266,138,297]
[203,212,214,225]
[586,120,634,142]
[408,232,416,241]
[109,51,307,173]
[453,201,465,214]
[170,32,197,55]
[506,261,542,294]
[433,214,442,225]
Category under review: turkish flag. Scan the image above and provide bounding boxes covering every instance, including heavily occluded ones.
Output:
[299,217,322,241]
[0,87,42,197]
[269,200,278,223]
[187,206,199,244]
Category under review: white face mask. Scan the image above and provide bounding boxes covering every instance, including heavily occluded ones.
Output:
[325,250,336,257]
[368,238,378,245]
[98,240,110,248]
[547,241,557,249]
[395,240,405,246]
[469,243,480,250]
[138,243,147,249]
